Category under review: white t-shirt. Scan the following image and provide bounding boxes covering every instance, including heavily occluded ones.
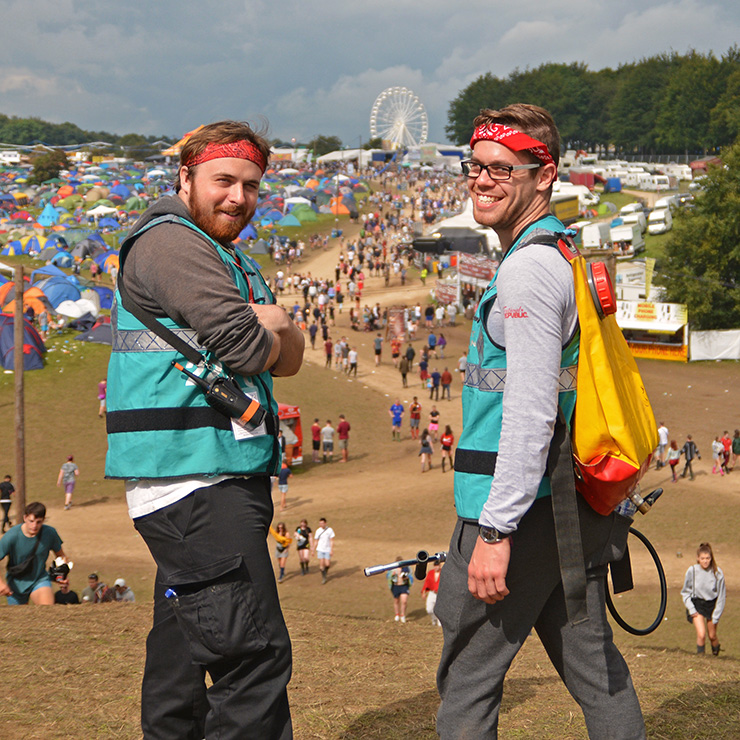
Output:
[658,425,669,446]
[315,526,335,552]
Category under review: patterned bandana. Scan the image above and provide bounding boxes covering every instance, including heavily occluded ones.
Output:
[183,140,268,173]
[469,123,554,166]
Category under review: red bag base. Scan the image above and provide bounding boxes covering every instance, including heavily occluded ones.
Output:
[574,454,653,516]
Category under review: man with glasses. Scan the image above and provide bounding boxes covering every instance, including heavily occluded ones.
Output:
[435,104,644,739]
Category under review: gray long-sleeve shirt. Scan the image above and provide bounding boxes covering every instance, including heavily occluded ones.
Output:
[681,564,726,623]
[122,196,274,377]
[478,241,578,533]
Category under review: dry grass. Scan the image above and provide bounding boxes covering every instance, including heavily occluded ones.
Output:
[1,206,739,738]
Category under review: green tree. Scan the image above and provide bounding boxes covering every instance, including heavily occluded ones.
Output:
[608,54,679,154]
[445,72,511,145]
[363,137,382,150]
[658,140,740,330]
[308,135,342,157]
[29,148,69,184]
[709,48,740,146]
[655,51,724,153]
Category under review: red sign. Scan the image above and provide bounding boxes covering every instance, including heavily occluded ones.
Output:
[459,253,497,282]
[434,282,457,305]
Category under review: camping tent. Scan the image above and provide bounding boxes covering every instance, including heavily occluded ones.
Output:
[32,276,82,308]
[0,313,46,370]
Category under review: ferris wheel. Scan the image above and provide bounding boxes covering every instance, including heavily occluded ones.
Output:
[369,87,429,149]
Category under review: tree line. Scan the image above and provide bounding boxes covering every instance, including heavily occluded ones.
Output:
[446,48,740,155]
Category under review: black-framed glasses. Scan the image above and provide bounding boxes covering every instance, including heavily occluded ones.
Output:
[461,159,541,180]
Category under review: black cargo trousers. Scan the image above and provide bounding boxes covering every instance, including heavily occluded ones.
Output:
[133,476,292,740]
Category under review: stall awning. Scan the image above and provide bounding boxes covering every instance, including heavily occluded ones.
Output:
[617,319,686,334]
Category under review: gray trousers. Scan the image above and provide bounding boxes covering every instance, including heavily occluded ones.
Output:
[436,496,645,740]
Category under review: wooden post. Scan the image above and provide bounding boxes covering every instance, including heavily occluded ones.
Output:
[14,264,26,515]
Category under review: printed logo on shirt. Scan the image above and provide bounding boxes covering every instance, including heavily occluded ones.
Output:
[503,306,529,319]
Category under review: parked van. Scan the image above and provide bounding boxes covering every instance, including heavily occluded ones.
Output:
[619,202,644,215]
[610,224,645,258]
[647,208,673,235]
[621,211,647,234]
[654,195,680,213]
[580,222,612,249]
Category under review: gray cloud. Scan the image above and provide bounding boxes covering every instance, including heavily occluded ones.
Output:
[0,0,737,143]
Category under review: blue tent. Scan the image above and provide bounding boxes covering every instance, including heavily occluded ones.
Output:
[88,286,114,310]
[604,177,622,193]
[98,217,120,229]
[50,251,74,268]
[30,264,69,284]
[239,224,258,240]
[110,184,131,199]
[0,313,46,370]
[33,276,82,308]
[37,202,60,226]
[278,213,302,227]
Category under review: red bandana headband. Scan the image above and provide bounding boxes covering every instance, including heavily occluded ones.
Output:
[183,140,268,173]
[469,123,554,166]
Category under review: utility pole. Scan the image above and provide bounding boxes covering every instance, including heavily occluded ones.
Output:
[14,264,26,514]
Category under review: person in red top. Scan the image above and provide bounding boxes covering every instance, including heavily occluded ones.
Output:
[324,337,333,368]
[311,418,321,463]
[720,431,732,473]
[391,337,402,367]
[441,368,453,401]
[421,561,442,626]
[337,414,351,463]
[409,397,422,440]
[440,425,455,473]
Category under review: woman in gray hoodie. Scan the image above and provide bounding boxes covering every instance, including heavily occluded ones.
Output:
[681,542,726,655]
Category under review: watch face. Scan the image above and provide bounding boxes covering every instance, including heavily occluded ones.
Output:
[479,526,503,544]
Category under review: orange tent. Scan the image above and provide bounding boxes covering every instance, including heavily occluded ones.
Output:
[2,286,53,316]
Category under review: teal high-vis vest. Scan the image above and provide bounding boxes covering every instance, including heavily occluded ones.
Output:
[105,214,280,480]
[453,216,579,520]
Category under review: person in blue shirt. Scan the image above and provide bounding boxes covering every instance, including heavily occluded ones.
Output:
[389,399,404,441]
[0,501,68,605]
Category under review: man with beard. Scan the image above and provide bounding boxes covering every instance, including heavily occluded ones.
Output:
[105,121,303,740]
[435,105,644,739]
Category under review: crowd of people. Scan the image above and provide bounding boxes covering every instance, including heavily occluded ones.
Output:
[655,423,739,482]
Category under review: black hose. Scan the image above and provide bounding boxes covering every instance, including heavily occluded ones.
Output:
[605,526,667,635]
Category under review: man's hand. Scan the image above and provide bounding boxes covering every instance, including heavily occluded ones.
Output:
[0,578,12,597]
[467,536,511,604]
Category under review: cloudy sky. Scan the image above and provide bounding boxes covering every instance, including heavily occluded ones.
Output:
[2,0,738,146]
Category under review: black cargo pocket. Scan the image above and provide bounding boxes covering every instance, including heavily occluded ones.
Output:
[169,578,268,665]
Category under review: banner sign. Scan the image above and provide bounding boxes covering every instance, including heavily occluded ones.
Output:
[458,253,497,282]
[627,342,688,362]
[387,307,406,341]
[434,282,457,305]
[617,300,688,325]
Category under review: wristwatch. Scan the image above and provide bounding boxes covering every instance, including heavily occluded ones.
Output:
[478,525,509,544]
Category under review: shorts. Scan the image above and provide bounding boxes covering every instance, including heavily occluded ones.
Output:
[312,440,321,451]
[323,442,334,452]
[338,438,348,450]
[658,443,667,455]
[278,484,288,494]
[64,482,75,494]
[317,550,331,560]
[429,422,439,432]
[391,584,410,598]
[410,418,420,428]
[7,576,52,605]
[275,546,289,559]
[375,349,382,356]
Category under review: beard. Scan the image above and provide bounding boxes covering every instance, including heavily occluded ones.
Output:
[188,180,252,244]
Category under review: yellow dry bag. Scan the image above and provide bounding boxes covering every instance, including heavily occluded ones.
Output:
[557,236,658,515]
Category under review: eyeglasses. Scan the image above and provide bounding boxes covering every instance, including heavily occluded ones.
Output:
[461,160,541,180]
